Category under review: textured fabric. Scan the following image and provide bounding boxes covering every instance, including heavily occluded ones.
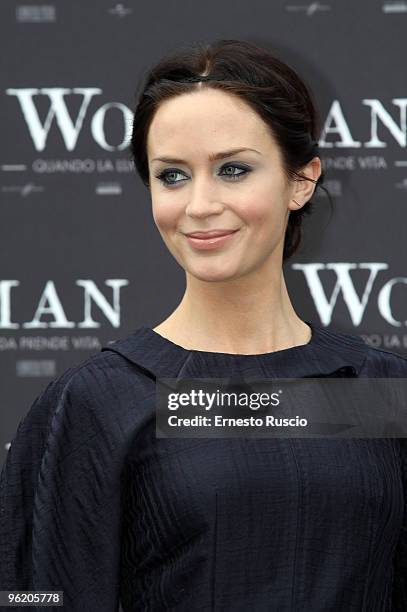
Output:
[0,321,406,611]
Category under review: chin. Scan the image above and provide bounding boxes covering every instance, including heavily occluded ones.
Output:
[186,264,241,283]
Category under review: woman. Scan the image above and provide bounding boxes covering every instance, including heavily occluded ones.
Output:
[1,39,406,611]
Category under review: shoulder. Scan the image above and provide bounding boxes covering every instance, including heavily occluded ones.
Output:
[310,323,407,377]
[346,339,407,466]
[325,324,407,376]
[358,342,407,377]
[22,342,151,428]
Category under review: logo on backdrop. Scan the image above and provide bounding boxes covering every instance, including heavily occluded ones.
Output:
[4,88,407,152]
[2,88,406,196]
[0,279,129,329]
[0,266,405,353]
[3,88,135,193]
[0,279,130,364]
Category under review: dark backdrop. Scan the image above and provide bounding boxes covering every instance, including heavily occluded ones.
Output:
[1,0,406,464]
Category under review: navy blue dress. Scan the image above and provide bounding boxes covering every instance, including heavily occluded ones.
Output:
[1,322,406,611]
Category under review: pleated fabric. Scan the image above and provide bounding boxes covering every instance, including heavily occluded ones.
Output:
[0,321,406,611]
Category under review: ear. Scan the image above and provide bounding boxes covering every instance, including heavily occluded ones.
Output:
[288,156,322,211]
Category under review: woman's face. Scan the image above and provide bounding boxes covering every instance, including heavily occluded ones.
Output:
[147,88,319,282]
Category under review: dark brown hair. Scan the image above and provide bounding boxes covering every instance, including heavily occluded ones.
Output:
[129,39,331,261]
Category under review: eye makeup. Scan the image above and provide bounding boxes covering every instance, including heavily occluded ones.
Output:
[154,162,253,188]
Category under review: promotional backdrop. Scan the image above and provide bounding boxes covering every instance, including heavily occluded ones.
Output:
[1,0,406,464]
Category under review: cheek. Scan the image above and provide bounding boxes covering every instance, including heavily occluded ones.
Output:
[237,192,281,225]
[151,198,179,230]
[236,189,288,249]
[243,199,271,223]
[238,174,287,221]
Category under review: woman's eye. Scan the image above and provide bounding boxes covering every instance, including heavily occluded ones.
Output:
[220,164,249,180]
[155,170,186,186]
[154,164,251,188]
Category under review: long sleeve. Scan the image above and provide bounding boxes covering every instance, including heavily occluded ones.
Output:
[392,437,407,609]
[0,364,127,611]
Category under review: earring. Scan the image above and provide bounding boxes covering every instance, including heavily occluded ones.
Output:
[293,199,302,207]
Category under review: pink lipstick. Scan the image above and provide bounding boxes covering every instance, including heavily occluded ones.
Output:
[184,229,240,250]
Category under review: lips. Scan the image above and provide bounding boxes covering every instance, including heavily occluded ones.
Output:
[185,229,239,239]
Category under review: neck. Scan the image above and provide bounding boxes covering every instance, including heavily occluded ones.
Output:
[153,269,311,354]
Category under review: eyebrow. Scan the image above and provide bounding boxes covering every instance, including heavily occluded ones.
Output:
[151,147,261,164]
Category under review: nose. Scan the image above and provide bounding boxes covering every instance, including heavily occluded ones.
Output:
[184,175,224,219]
